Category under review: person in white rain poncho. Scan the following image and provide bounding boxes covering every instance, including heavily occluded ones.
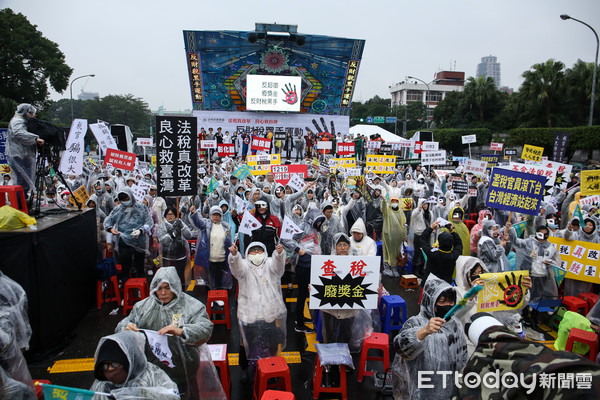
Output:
[90,331,180,400]
[477,219,511,273]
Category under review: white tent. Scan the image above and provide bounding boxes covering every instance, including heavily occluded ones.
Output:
[348,124,410,143]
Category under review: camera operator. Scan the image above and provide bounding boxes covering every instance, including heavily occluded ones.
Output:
[6,104,44,198]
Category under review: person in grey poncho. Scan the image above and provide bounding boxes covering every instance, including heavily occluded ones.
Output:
[392,274,468,400]
[319,201,345,255]
[90,331,180,400]
[477,219,511,273]
[117,267,213,398]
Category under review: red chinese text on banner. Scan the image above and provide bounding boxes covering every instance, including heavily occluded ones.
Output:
[104,148,137,171]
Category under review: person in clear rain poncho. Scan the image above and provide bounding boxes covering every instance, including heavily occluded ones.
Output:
[158,207,193,289]
[90,331,180,400]
[477,219,511,273]
[117,267,214,399]
[392,274,468,400]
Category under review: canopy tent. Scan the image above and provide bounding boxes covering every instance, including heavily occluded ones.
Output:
[348,124,410,143]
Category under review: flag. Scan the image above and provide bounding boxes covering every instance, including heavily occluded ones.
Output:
[573,203,584,222]
[42,384,96,400]
[232,164,252,180]
[206,177,220,194]
[281,216,303,240]
[553,265,567,286]
[239,210,262,236]
[142,329,175,368]
[512,220,528,238]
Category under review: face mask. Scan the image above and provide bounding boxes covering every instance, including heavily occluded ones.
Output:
[121,200,132,206]
[418,179,424,184]
[248,252,266,266]
[485,215,492,220]
[435,305,453,320]
[212,193,218,199]
[391,203,399,210]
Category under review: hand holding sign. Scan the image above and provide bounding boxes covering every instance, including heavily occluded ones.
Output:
[288,173,306,192]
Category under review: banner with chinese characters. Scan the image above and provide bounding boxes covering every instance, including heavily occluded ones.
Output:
[246,75,301,112]
[464,159,487,177]
[366,155,396,174]
[59,119,87,175]
[506,162,555,203]
[69,185,89,207]
[490,142,503,151]
[89,122,118,155]
[271,164,307,185]
[329,157,357,173]
[549,237,600,284]
[0,129,7,164]
[337,142,355,156]
[462,134,476,144]
[104,148,136,171]
[481,154,502,171]
[581,170,600,196]
[521,144,544,162]
[420,150,447,166]
[477,270,529,312]
[552,131,570,163]
[156,116,198,197]
[580,194,600,208]
[200,139,217,149]
[309,255,380,310]
[340,59,360,108]
[246,154,280,175]
[251,136,272,152]
[485,168,545,215]
[217,143,235,157]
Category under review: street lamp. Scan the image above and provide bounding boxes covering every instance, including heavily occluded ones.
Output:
[407,75,431,129]
[561,14,599,126]
[70,74,95,121]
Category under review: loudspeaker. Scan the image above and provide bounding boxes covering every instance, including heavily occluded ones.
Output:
[110,125,128,152]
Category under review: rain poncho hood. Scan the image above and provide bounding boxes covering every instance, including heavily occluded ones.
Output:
[449,205,470,256]
[104,187,153,252]
[477,219,510,273]
[381,197,407,265]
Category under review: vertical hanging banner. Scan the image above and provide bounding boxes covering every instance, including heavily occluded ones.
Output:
[156,116,198,197]
[581,170,600,195]
[59,119,88,175]
[552,131,570,163]
[521,144,544,162]
[88,122,118,154]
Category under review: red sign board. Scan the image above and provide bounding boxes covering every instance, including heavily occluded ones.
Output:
[217,143,235,157]
[337,142,355,156]
[251,136,272,152]
[414,141,423,154]
[271,164,308,185]
[490,142,504,151]
[104,148,136,171]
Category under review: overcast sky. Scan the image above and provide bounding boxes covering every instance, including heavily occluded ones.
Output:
[4,0,600,113]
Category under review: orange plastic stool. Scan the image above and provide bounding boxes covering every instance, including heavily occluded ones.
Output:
[399,274,419,290]
[562,296,589,315]
[208,344,230,399]
[122,278,149,315]
[207,290,231,329]
[253,356,292,400]
[357,332,390,382]
[261,390,295,400]
[97,275,121,309]
[312,353,348,400]
[565,328,599,361]
[0,185,28,214]
[578,292,598,310]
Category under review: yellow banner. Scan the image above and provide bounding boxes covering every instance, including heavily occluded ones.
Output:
[329,157,356,173]
[151,155,157,167]
[365,155,397,174]
[521,144,544,162]
[548,236,600,284]
[246,154,281,175]
[581,170,600,195]
[69,185,90,207]
[477,270,529,312]
[0,164,11,174]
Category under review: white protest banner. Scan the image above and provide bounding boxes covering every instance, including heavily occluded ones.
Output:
[508,162,557,201]
[59,119,88,175]
[234,196,247,215]
[462,134,477,144]
[239,210,262,236]
[366,140,382,149]
[490,142,503,151]
[422,141,439,151]
[464,159,488,177]
[137,180,151,194]
[198,167,206,175]
[89,122,118,154]
[317,141,333,150]
[539,160,573,190]
[130,184,146,203]
[142,330,175,368]
[433,170,452,180]
[136,137,153,147]
[580,195,600,208]
[421,150,447,166]
[287,173,306,192]
[389,141,412,150]
[200,140,217,149]
[281,216,303,240]
[346,167,362,176]
[309,255,380,310]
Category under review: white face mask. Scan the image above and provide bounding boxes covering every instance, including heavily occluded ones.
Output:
[248,252,266,266]
[391,203,399,210]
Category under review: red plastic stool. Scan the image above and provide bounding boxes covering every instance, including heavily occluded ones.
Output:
[207,290,231,329]
[253,356,292,400]
[34,380,51,399]
[208,344,230,399]
[312,353,348,400]
[122,278,149,315]
[578,292,598,310]
[562,295,589,315]
[464,220,476,231]
[357,332,390,382]
[97,275,121,309]
[261,390,295,400]
[565,328,599,361]
[0,185,28,214]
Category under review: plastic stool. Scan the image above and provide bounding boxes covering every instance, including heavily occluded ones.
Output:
[379,295,407,334]
[122,278,149,315]
[464,220,476,231]
[0,185,28,214]
[97,275,121,309]
[565,328,599,361]
[207,290,231,329]
[253,356,292,400]
[261,390,295,400]
[562,296,589,315]
[312,344,349,400]
[578,293,598,310]
[207,344,230,399]
[357,332,390,382]
[399,274,419,290]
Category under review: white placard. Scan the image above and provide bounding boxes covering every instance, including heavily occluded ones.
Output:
[142,330,175,368]
[130,184,146,203]
[239,210,262,236]
[89,122,118,154]
[136,137,153,147]
[389,142,412,150]
[422,141,439,151]
[280,216,303,240]
[246,75,302,112]
[421,150,447,166]
[59,119,88,176]
[346,167,362,176]
[464,159,488,177]
[200,140,217,149]
[234,196,248,215]
[287,173,306,192]
[580,195,600,208]
[462,134,477,144]
[366,141,382,149]
[490,142,504,151]
[317,141,333,150]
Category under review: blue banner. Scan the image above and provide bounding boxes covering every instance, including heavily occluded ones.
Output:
[485,168,545,215]
[481,154,501,171]
[0,129,7,164]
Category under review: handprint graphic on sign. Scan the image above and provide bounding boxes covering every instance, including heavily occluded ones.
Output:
[282,83,298,105]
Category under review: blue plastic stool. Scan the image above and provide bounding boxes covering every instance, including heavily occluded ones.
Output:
[379,295,407,334]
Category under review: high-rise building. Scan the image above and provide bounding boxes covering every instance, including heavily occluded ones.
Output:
[77,91,99,100]
[476,55,501,87]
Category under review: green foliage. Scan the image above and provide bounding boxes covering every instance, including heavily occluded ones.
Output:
[518,59,566,128]
[0,9,73,107]
[0,97,18,122]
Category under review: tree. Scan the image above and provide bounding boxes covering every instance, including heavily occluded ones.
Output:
[432,91,466,128]
[564,59,597,126]
[0,9,73,108]
[82,94,152,134]
[518,59,566,128]
[461,76,500,123]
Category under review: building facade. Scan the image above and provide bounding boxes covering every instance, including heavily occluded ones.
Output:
[476,55,501,87]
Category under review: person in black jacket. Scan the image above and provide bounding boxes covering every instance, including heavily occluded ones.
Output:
[420,220,463,283]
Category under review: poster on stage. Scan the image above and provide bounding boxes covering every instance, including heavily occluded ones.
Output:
[309,255,380,310]
[200,140,217,149]
[246,75,302,112]
[271,164,308,185]
[103,148,136,171]
[337,142,355,156]
[156,116,198,197]
[549,237,600,284]
[485,168,546,215]
[477,270,529,312]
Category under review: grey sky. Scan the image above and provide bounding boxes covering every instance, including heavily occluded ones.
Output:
[4,0,600,113]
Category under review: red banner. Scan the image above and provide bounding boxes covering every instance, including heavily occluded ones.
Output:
[337,142,355,156]
[414,141,423,154]
[271,164,308,185]
[104,148,136,171]
[251,136,272,152]
[217,143,235,157]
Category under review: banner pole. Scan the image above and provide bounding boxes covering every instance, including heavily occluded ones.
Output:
[176,196,180,219]
[468,143,472,159]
